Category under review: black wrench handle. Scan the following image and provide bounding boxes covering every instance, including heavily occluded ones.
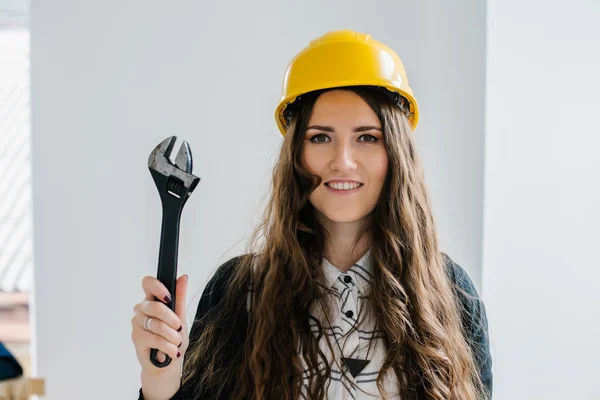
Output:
[150,199,183,368]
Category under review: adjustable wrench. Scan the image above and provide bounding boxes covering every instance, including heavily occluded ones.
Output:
[147,136,200,368]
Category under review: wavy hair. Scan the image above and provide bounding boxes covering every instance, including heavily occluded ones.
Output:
[181,86,489,399]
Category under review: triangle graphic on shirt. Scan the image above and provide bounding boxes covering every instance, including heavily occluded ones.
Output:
[341,357,370,378]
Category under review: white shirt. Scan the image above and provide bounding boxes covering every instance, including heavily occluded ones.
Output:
[248,249,400,399]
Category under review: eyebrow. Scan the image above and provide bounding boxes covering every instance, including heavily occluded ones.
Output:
[306,125,382,132]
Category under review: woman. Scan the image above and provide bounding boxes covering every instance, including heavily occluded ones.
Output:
[132,29,493,400]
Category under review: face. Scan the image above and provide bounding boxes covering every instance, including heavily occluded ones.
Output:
[301,89,389,225]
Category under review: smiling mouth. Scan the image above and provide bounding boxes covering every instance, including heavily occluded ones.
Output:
[324,183,363,196]
[324,182,363,192]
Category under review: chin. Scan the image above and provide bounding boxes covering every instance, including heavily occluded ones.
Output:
[318,207,368,224]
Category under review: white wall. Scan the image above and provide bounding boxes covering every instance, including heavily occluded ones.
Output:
[483,1,600,399]
[29,0,486,398]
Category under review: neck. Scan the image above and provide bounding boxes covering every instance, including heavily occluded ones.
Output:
[317,213,372,271]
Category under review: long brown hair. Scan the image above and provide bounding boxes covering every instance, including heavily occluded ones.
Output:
[182,86,489,399]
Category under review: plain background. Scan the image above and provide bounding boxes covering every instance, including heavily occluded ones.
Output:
[27,0,599,399]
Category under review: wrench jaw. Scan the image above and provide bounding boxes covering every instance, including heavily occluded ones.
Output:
[174,141,193,174]
[148,136,177,171]
[148,136,201,203]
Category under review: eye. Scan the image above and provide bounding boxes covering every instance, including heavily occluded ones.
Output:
[358,134,379,143]
[308,134,330,143]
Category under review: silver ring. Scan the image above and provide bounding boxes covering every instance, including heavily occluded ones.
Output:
[143,316,153,331]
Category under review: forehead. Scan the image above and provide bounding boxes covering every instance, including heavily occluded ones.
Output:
[308,90,381,127]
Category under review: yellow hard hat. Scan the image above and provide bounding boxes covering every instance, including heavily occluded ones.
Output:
[274,29,419,136]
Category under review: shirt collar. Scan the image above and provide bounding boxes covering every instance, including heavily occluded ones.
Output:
[321,248,374,295]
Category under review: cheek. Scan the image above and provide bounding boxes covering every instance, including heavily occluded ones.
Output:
[300,143,309,167]
[302,147,323,175]
[300,151,311,172]
[301,149,324,196]
[373,153,389,185]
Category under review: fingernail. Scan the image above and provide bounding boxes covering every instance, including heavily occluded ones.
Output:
[178,342,182,348]
[163,295,172,304]
[184,274,188,281]
[177,325,182,332]
[177,352,181,358]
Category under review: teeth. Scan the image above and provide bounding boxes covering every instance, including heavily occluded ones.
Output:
[326,182,362,190]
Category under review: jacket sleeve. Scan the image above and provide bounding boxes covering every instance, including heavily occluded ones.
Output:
[443,253,493,398]
[138,256,243,400]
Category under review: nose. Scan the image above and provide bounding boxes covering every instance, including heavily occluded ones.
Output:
[329,139,357,172]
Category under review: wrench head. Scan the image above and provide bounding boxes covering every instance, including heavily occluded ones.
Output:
[148,136,200,197]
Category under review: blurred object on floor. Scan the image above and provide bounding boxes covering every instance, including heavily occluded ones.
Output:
[0,376,44,399]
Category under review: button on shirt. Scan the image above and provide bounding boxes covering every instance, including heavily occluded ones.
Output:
[300,249,400,399]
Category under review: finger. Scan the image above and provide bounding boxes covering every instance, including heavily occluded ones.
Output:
[174,274,188,327]
[142,276,172,304]
[134,313,182,347]
[140,300,182,332]
[137,329,181,360]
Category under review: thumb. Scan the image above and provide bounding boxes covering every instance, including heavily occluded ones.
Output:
[175,274,188,328]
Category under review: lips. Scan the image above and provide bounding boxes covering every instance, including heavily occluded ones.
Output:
[325,182,363,190]
[324,182,363,196]
[325,179,362,184]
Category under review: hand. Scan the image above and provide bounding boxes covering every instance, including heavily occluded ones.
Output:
[131,274,189,374]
